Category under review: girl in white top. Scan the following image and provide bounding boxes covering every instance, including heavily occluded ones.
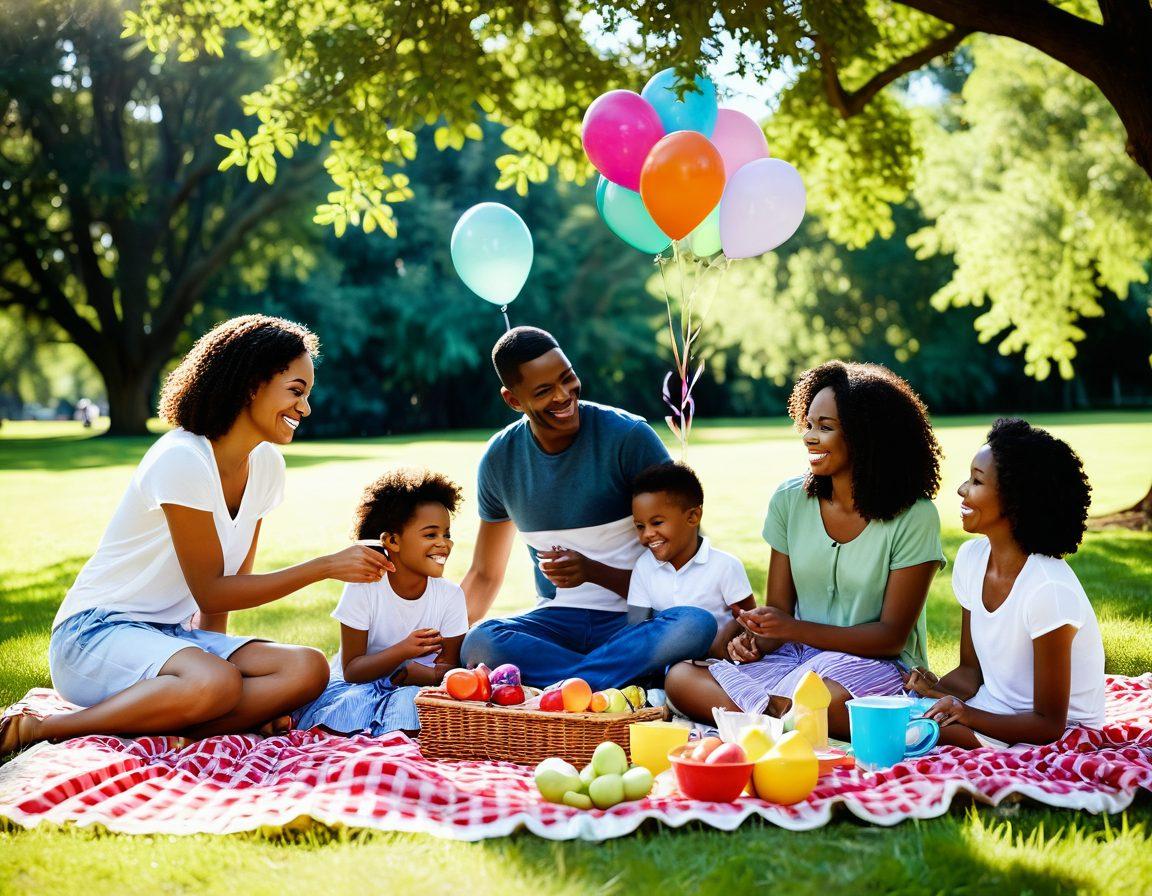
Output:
[0,316,392,756]
[905,418,1105,748]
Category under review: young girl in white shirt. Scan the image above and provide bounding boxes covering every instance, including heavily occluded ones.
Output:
[906,418,1105,748]
[296,468,469,736]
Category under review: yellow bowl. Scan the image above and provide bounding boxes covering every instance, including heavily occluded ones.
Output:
[629,721,691,776]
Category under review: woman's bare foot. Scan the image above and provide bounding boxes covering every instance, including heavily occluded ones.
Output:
[0,711,44,757]
[258,715,293,737]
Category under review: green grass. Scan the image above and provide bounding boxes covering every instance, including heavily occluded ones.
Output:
[2,412,1151,895]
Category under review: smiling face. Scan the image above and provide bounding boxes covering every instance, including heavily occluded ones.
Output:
[632,490,702,570]
[383,501,454,579]
[957,444,1008,536]
[243,352,314,445]
[801,386,850,478]
[501,348,581,448]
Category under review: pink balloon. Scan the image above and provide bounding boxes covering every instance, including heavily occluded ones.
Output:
[582,90,665,191]
[711,109,770,180]
[719,158,806,259]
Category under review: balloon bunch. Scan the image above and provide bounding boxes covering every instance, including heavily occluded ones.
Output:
[451,202,534,331]
[584,68,806,455]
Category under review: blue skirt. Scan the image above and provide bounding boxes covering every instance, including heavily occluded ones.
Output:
[295,676,422,735]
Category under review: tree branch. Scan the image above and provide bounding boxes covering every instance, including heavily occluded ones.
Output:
[815,26,972,119]
[895,0,1110,84]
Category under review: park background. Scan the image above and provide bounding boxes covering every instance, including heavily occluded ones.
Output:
[2,1,1151,894]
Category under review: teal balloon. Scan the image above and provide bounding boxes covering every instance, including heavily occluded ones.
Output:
[641,68,718,137]
[688,206,721,257]
[450,202,533,305]
[598,179,671,254]
[595,175,609,218]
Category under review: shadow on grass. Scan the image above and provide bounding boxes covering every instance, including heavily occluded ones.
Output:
[0,558,83,705]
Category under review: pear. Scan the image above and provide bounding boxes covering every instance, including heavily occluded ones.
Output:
[621,685,646,710]
[579,763,597,790]
[591,741,629,777]
[534,758,582,804]
[603,688,629,713]
[588,773,625,809]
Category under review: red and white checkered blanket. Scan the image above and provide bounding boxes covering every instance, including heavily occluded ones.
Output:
[2,675,1150,840]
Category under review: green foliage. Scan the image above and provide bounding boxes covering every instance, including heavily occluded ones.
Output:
[910,38,1152,380]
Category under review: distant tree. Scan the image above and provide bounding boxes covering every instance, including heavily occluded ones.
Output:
[0,0,320,434]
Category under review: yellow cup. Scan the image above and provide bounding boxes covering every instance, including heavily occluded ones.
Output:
[629,721,691,776]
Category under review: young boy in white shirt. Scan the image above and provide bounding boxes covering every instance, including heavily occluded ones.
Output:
[629,462,756,658]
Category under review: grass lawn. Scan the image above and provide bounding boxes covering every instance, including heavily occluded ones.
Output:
[1,411,1150,895]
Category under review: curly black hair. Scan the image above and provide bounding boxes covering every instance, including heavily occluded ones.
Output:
[787,360,942,521]
[985,418,1091,557]
[158,315,319,439]
[632,461,704,510]
[352,468,463,540]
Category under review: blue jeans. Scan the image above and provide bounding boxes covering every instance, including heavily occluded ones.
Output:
[460,605,716,691]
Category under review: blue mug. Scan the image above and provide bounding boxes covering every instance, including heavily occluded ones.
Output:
[847,696,940,771]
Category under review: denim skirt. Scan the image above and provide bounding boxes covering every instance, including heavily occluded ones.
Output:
[48,606,259,708]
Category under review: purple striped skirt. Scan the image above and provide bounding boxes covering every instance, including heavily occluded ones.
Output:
[709,641,906,714]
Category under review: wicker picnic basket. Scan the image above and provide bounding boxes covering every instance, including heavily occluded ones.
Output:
[415,689,667,767]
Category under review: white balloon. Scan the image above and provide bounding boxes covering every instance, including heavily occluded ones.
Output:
[719,158,806,259]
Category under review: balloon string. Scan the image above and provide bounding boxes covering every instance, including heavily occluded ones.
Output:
[501,305,510,332]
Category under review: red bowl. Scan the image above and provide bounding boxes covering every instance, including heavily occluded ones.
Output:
[668,743,754,802]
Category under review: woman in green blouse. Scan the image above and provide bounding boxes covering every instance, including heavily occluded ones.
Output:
[666,361,946,738]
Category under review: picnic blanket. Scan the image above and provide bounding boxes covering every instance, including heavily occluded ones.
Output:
[2,675,1150,841]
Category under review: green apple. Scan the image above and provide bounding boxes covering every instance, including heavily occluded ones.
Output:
[621,766,654,800]
[588,773,625,809]
[603,688,628,713]
[562,791,593,810]
[579,763,597,789]
[534,758,581,804]
[591,741,629,777]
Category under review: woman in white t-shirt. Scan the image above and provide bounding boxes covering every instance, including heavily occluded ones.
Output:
[905,418,1105,748]
[0,316,392,755]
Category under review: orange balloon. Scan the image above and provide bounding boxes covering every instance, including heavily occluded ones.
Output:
[639,131,726,240]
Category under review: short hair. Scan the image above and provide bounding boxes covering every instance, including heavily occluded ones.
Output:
[352,467,463,540]
[632,461,704,510]
[491,326,559,387]
[787,360,941,521]
[159,315,319,440]
[985,418,1091,557]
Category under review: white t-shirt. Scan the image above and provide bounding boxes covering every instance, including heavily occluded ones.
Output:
[627,536,753,630]
[952,538,1105,727]
[330,575,469,679]
[54,429,285,628]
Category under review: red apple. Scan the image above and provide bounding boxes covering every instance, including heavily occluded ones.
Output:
[491,684,525,706]
[473,667,492,701]
[540,689,565,712]
[689,736,724,761]
[705,743,748,765]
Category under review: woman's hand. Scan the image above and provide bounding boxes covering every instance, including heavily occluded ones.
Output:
[903,666,943,697]
[738,606,796,641]
[727,631,763,664]
[400,627,442,661]
[926,695,971,727]
[324,545,394,583]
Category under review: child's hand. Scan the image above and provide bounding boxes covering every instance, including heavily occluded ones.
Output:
[401,627,442,660]
[325,545,395,582]
[926,695,970,727]
[727,632,762,664]
[738,606,795,640]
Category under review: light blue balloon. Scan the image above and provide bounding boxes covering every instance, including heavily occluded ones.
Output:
[598,178,672,254]
[641,68,718,137]
[450,203,533,305]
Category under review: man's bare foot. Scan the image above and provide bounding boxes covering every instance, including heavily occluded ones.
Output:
[0,711,43,757]
[258,715,293,737]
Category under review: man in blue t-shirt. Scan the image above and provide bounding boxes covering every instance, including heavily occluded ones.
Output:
[459,326,716,690]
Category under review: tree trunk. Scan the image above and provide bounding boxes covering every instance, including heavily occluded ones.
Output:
[102,366,154,437]
[1090,480,1152,532]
